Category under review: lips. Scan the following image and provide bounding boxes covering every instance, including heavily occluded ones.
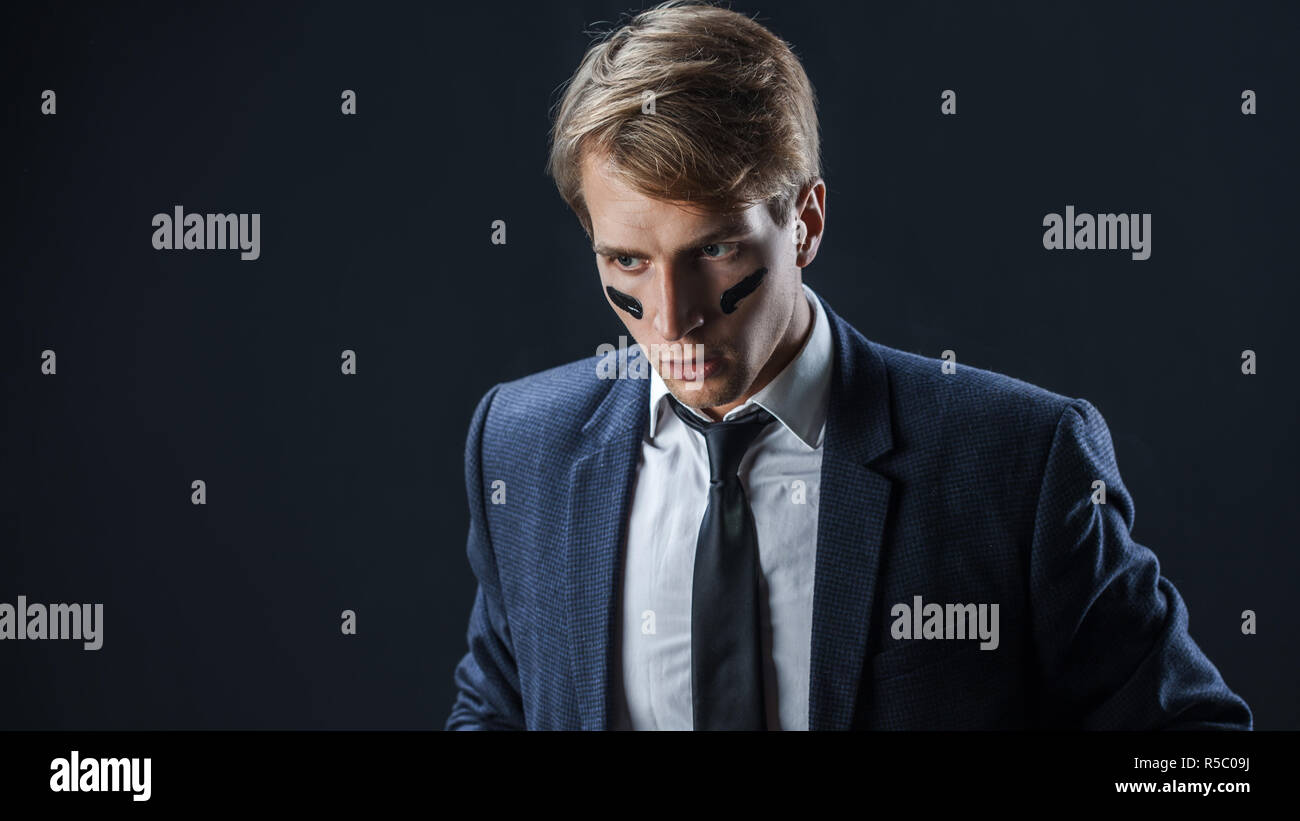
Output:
[662,356,721,381]
[662,356,717,369]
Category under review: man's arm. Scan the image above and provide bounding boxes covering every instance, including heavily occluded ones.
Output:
[1028,398,1252,730]
[445,384,527,730]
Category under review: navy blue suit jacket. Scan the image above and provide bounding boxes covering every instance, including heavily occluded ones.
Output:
[445,292,1252,730]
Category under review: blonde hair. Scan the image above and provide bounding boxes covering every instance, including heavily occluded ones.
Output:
[546,0,821,236]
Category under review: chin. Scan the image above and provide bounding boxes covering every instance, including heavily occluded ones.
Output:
[669,376,745,409]
[668,382,715,404]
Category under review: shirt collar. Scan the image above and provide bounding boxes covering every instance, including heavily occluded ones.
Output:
[648,282,832,450]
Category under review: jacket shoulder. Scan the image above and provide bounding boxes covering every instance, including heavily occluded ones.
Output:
[866,340,1083,473]
[472,354,622,457]
[873,340,1077,425]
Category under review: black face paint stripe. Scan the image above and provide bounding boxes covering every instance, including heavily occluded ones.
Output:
[606,285,643,319]
[720,267,767,314]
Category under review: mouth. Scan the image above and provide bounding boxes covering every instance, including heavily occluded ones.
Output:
[661,355,722,381]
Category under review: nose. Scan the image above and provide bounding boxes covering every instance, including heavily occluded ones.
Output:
[651,261,704,341]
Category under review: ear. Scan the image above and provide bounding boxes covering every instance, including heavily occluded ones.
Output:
[793,179,826,267]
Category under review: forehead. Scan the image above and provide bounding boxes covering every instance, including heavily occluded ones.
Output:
[581,150,766,253]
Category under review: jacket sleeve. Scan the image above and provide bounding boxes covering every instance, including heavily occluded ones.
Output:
[445,384,527,730]
[1028,398,1252,730]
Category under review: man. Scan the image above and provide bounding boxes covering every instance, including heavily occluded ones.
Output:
[444,0,1251,730]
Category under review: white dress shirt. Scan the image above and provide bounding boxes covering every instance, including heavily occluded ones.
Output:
[611,282,833,730]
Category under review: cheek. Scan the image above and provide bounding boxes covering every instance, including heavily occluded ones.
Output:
[719,266,768,314]
[605,284,643,320]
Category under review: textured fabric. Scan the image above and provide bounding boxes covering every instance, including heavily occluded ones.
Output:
[667,396,774,730]
[613,283,830,731]
[445,290,1254,731]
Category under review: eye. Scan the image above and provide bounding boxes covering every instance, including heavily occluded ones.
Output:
[701,242,739,260]
[609,255,645,271]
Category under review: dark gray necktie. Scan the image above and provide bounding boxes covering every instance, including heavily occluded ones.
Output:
[667,395,776,730]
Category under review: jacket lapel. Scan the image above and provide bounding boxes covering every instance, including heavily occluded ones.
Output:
[564,374,646,730]
[807,297,896,730]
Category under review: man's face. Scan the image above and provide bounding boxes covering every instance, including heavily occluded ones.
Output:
[581,150,816,416]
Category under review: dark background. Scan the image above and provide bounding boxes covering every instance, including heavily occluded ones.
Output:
[1,0,1295,729]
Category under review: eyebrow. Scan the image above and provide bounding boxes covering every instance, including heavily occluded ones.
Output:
[592,219,751,259]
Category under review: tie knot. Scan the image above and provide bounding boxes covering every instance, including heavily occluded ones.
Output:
[668,396,776,483]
